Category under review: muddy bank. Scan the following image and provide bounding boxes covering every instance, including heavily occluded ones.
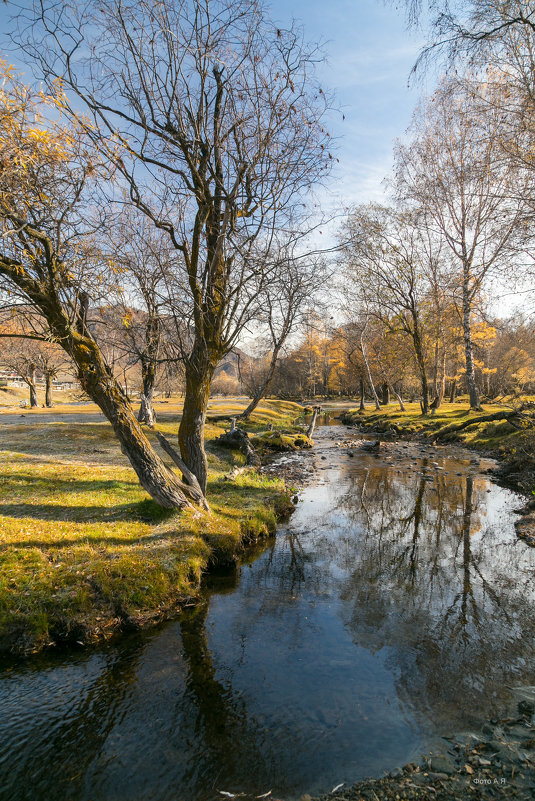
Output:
[308,694,535,801]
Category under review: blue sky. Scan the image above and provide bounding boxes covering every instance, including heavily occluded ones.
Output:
[0,1,426,211]
[269,0,427,211]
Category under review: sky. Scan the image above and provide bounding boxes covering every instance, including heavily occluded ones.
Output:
[268,0,427,212]
[0,0,426,213]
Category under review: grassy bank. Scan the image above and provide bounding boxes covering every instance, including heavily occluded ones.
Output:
[341,400,535,488]
[0,399,305,656]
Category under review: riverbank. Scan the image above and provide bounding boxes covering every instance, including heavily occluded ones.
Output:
[340,401,535,544]
[0,399,307,656]
[309,693,535,801]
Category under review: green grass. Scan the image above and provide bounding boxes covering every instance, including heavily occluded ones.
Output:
[0,399,301,655]
[341,400,526,455]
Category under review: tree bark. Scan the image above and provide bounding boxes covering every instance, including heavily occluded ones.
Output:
[154,430,209,510]
[449,379,457,403]
[45,372,53,407]
[306,406,320,438]
[360,332,381,410]
[411,316,429,414]
[72,343,195,509]
[138,317,160,424]
[381,381,390,405]
[178,348,215,495]
[436,350,446,409]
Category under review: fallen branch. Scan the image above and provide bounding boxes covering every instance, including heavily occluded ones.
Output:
[306,405,322,438]
[153,430,210,512]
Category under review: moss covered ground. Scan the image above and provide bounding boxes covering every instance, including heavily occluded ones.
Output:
[341,399,534,480]
[0,398,305,655]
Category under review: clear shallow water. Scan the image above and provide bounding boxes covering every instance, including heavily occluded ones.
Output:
[1,426,535,801]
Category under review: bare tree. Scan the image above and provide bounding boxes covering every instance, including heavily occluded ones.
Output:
[0,66,204,509]
[393,77,531,409]
[239,252,328,418]
[99,213,186,426]
[393,1,535,70]
[341,203,436,413]
[15,0,333,492]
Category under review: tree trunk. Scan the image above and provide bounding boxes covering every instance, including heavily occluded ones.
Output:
[28,365,38,407]
[360,334,381,410]
[0,267,198,510]
[138,318,160,424]
[436,350,446,409]
[432,339,439,400]
[154,430,210,511]
[381,381,390,405]
[59,327,196,508]
[411,316,429,415]
[462,273,481,410]
[45,372,53,407]
[306,406,320,438]
[138,369,156,424]
[74,349,195,509]
[138,393,155,427]
[179,349,215,494]
[450,379,457,403]
[359,377,366,412]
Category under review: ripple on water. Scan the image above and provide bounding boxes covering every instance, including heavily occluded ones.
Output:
[1,427,534,801]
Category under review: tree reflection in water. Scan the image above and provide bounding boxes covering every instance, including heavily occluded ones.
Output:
[2,438,535,801]
[333,458,535,731]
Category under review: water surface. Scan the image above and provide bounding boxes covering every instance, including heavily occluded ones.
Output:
[1,426,534,801]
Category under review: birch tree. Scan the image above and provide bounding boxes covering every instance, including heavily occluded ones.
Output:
[394,78,531,409]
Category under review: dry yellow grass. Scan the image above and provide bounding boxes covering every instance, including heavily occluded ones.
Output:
[0,398,302,655]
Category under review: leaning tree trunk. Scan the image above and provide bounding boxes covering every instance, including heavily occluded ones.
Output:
[45,372,53,407]
[55,319,198,508]
[462,293,481,410]
[0,263,199,510]
[179,348,215,494]
[72,342,197,509]
[239,344,282,420]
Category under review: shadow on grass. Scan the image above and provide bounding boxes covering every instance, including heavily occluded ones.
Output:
[0,473,138,494]
[0,497,175,525]
[0,527,189,550]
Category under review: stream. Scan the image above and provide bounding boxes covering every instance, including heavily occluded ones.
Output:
[1,424,535,801]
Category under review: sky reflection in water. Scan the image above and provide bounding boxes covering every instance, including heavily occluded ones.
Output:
[1,427,534,801]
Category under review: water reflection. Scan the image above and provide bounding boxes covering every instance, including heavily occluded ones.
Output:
[1,429,534,801]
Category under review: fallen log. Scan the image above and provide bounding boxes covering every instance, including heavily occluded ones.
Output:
[213,427,261,467]
[434,410,517,441]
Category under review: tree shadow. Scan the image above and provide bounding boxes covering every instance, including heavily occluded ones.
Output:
[0,472,139,494]
[0,497,174,526]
